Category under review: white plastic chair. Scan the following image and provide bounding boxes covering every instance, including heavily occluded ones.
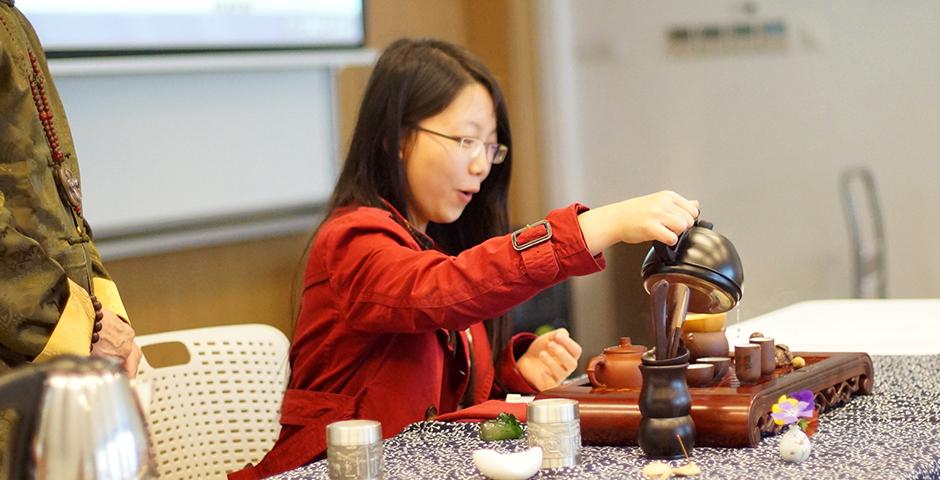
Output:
[135,324,290,479]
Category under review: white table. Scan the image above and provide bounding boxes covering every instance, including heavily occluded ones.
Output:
[725,299,940,355]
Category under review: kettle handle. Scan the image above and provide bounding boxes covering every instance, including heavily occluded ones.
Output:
[0,363,48,480]
[652,218,713,264]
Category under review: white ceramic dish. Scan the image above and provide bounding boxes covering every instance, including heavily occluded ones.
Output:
[472,447,542,480]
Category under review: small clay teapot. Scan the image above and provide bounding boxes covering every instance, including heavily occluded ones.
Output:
[586,337,647,389]
[681,330,729,361]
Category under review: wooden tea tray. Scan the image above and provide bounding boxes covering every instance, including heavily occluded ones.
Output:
[537,352,874,447]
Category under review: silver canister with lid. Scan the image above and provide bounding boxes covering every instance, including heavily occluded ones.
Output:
[526,398,581,468]
[326,419,383,480]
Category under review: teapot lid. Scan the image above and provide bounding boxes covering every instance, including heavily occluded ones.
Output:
[603,337,647,354]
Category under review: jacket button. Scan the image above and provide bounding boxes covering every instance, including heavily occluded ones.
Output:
[424,405,438,421]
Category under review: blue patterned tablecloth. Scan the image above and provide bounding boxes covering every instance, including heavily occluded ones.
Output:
[271,355,940,480]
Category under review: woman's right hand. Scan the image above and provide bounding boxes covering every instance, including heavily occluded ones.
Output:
[577,190,700,256]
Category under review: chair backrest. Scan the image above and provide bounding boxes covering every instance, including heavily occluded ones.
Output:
[136,324,290,479]
[839,166,887,298]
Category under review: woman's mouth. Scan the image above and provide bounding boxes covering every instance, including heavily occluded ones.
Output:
[458,190,473,203]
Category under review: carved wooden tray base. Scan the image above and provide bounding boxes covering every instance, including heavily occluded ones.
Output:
[537,352,874,447]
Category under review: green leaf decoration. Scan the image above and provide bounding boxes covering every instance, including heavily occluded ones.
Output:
[479,413,525,441]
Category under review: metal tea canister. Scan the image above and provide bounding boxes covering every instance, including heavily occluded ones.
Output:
[526,398,581,468]
[326,420,383,480]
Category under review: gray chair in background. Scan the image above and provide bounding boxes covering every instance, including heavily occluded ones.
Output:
[839,166,887,298]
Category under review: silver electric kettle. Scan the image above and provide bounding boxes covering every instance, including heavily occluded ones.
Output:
[0,355,155,479]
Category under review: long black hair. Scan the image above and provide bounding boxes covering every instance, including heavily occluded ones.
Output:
[324,38,514,358]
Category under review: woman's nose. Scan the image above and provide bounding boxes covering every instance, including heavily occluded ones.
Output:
[468,149,491,178]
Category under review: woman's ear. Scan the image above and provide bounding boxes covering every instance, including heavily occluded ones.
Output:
[381,132,408,160]
[399,129,415,161]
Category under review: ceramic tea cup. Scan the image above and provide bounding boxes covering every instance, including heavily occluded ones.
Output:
[696,356,731,382]
[685,363,715,387]
[681,331,729,362]
[734,344,761,384]
[749,337,776,376]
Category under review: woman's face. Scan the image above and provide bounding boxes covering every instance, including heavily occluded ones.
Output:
[402,82,498,233]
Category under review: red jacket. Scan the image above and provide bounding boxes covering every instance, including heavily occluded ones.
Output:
[229,202,604,479]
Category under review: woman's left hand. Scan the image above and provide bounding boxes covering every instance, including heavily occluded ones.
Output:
[516,328,583,391]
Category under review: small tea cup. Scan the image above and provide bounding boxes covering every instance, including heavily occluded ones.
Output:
[696,356,731,382]
[685,363,715,387]
[749,337,776,376]
[734,344,762,384]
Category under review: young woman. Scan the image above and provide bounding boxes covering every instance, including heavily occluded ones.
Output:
[231,38,698,479]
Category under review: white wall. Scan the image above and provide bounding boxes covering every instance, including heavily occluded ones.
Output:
[57,68,336,233]
[47,51,374,258]
[537,1,940,349]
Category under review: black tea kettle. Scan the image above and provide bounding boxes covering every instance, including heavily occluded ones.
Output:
[641,219,744,314]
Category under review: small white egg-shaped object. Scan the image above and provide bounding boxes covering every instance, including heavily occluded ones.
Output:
[779,426,812,463]
[473,447,543,480]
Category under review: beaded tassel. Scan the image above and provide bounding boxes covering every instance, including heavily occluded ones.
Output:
[90,295,104,350]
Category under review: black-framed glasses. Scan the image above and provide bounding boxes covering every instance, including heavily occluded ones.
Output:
[413,126,508,165]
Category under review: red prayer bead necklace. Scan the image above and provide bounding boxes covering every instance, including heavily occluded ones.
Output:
[26,51,104,348]
[25,53,104,348]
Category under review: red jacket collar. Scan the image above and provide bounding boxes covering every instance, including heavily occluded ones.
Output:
[378,198,435,250]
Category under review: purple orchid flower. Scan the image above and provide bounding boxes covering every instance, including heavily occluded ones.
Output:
[791,389,815,407]
[771,390,816,426]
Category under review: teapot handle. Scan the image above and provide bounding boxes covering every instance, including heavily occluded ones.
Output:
[586,355,607,388]
[652,218,713,264]
[0,363,48,479]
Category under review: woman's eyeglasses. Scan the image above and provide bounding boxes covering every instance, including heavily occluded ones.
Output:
[413,126,508,165]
